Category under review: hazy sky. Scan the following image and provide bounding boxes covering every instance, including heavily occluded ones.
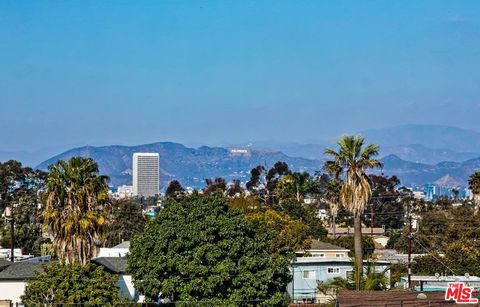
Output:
[1,1,480,152]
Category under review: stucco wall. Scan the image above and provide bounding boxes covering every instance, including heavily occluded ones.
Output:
[116,274,137,301]
[0,281,26,304]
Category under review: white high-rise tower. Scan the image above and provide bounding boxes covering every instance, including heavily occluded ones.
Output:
[132,153,160,197]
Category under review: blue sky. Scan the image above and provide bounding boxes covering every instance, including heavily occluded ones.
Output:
[1,1,480,152]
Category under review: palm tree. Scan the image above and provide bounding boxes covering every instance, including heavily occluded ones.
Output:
[292,172,311,202]
[324,179,342,237]
[468,172,480,210]
[324,135,382,290]
[43,157,111,265]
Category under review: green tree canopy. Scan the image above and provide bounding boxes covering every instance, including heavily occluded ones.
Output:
[128,192,291,305]
[0,160,47,254]
[105,198,147,247]
[165,180,186,200]
[364,175,404,230]
[273,199,327,240]
[248,208,312,255]
[21,262,132,306]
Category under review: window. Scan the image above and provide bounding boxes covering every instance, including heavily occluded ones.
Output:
[303,270,316,279]
[312,253,325,257]
[327,267,340,274]
[335,253,344,258]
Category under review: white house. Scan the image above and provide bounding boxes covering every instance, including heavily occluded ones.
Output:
[97,241,130,257]
[0,261,44,304]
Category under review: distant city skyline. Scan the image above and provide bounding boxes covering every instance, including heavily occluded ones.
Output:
[1,1,480,153]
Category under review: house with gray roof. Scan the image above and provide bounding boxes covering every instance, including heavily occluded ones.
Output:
[0,261,44,304]
[92,256,140,302]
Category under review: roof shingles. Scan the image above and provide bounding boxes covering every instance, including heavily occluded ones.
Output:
[0,262,44,280]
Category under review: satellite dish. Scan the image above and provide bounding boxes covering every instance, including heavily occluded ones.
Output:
[435,273,440,279]
[465,273,470,278]
[417,293,427,300]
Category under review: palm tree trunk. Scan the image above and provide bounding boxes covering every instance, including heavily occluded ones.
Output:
[354,212,363,290]
[332,215,336,237]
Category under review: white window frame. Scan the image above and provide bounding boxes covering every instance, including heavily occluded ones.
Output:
[327,267,340,274]
[303,270,316,279]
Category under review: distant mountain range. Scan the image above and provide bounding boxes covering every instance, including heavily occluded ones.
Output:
[361,124,480,153]
[26,124,480,189]
[237,125,480,164]
[378,154,480,187]
[36,145,480,190]
[36,142,321,189]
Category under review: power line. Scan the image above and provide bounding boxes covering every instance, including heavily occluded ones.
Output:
[411,236,457,276]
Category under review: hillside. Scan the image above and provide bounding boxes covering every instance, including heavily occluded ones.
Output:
[36,141,480,189]
[378,154,480,187]
[233,125,480,164]
[361,124,480,153]
[36,142,322,189]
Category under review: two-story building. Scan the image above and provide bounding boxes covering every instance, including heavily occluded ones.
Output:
[288,240,390,304]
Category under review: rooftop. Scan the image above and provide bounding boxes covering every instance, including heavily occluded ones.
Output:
[404,275,480,282]
[92,257,128,274]
[328,227,385,236]
[0,259,12,270]
[0,261,44,280]
[308,240,349,251]
[337,290,478,306]
[294,257,390,265]
[113,241,130,249]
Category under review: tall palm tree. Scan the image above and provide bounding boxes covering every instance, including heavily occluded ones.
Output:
[324,135,382,290]
[468,172,480,210]
[43,157,111,265]
[324,179,342,237]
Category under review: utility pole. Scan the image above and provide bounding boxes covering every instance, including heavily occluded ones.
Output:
[407,200,412,289]
[5,205,14,262]
[10,216,14,262]
[292,265,295,303]
[370,205,374,235]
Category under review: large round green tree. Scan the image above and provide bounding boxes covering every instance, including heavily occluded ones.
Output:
[43,157,111,265]
[128,192,291,306]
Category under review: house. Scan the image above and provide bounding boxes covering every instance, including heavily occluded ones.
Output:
[374,249,440,264]
[297,240,350,258]
[97,241,130,257]
[0,248,139,305]
[92,257,140,302]
[288,240,390,304]
[0,261,44,304]
[94,241,143,302]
